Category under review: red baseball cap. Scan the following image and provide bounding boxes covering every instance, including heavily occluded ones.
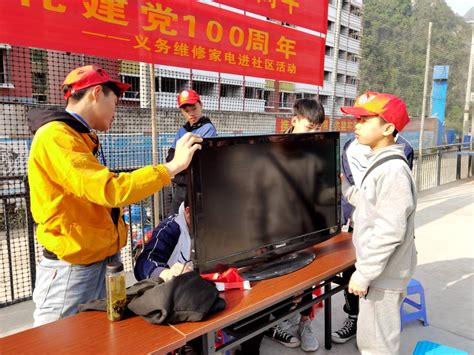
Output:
[177,89,201,108]
[340,91,410,131]
[62,65,131,100]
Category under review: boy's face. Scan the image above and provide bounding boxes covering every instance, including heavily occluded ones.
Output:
[291,116,321,133]
[354,116,394,149]
[94,88,118,131]
[180,102,203,126]
[77,85,118,131]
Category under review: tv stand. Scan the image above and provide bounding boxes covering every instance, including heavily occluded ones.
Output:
[240,250,315,281]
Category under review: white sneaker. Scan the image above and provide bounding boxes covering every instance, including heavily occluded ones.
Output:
[298,319,319,352]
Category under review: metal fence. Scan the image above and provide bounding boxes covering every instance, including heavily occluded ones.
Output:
[1,137,472,307]
[0,45,472,307]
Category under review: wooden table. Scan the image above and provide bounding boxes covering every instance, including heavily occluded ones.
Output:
[0,232,355,354]
[173,232,355,353]
[0,311,185,354]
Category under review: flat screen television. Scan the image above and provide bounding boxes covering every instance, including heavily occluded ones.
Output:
[187,132,341,280]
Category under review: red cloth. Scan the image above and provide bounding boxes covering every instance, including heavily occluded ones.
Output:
[201,268,251,291]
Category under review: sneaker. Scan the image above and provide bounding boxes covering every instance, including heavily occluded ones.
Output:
[331,315,357,344]
[298,319,319,352]
[266,325,301,348]
[279,313,301,331]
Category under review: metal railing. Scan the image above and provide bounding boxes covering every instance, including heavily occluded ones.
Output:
[0,143,472,307]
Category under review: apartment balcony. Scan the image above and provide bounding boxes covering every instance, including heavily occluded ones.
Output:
[337,59,359,76]
[328,6,362,30]
[326,33,360,54]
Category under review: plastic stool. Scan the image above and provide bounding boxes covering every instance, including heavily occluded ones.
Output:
[413,340,468,355]
[400,278,428,330]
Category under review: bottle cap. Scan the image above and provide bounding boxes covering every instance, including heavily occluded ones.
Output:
[107,261,124,273]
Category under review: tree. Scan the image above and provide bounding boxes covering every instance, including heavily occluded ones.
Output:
[359,0,470,132]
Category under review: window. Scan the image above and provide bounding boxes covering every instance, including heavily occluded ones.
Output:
[350,5,361,16]
[295,92,314,100]
[349,29,360,40]
[337,73,345,84]
[338,50,347,60]
[159,77,188,93]
[347,52,359,62]
[327,20,334,32]
[345,98,355,106]
[245,87,263,99]
[0,48,7,84]
[346,76,358,85]
[30,48,46,64]
[325,46,333,57]
[0,46,14,88]
[192,80,215,96]
[324,71,331,81]
[279,92,294,108]
[121,75,140,99]
[263,90,274,107]
[340,26,349,37]
[32,72,47,103]
[319,95,329,106]
[220,84,241,98]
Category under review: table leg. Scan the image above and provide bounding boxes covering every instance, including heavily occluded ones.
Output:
[324,281,332,350]
[202,330,216,355]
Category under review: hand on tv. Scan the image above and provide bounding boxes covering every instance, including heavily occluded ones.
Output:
[160,262,193,282]
[348,277,368,296]
[164,133,202,177]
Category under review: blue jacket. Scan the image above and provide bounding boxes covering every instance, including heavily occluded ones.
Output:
[166,116,217,185]
[171,116,217,149]
[341,135,414,224]
[134,204,191,281]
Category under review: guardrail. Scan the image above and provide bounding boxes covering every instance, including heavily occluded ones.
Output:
[0,143,472,307]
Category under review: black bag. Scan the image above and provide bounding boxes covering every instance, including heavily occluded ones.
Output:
[79,271,226,324]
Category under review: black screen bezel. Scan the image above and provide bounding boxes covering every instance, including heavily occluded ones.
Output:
[188,132,341,274]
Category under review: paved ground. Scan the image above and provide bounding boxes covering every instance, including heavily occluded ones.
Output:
[1,178,473,354]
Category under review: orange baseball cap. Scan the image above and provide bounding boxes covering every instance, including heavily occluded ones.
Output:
[62,65,131,100]
[177,89,201,108]
[340,91,410,131]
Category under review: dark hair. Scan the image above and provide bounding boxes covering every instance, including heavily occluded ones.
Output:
[64,81,121,102]
[184,193,189,208]
[293,98,325,125]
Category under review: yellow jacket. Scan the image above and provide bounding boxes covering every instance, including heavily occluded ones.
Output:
[28,109,171,264]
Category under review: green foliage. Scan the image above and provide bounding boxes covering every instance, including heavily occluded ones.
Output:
[359,0,471,133]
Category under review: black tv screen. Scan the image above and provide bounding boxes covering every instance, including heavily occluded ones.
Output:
[188,132,341,275]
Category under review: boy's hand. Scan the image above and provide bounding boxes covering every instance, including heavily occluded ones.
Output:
[164,133,202,177]
[348,277,368,296]
[160,262,192,282]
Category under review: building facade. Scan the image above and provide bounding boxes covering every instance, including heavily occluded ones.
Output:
[0,0,363,115]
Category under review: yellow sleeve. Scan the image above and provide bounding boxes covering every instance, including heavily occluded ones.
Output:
[33,123,171,208]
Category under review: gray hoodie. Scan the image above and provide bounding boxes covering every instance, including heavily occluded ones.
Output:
[342,144,417,291]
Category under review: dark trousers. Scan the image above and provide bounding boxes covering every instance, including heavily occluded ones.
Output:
[342,266,359,316]
[171,183,187,215]
[234,314,271,355]
[272,290,313,319]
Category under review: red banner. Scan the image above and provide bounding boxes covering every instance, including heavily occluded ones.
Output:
[321,117,357,132]
[276,117,357,133]
[0,0,325,86]
[215,0,328,34]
